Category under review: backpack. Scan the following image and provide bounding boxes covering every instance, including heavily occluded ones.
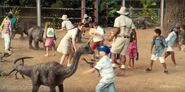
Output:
[46,28,55,37]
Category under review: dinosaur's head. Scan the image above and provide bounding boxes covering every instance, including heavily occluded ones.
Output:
[78,43,94,54]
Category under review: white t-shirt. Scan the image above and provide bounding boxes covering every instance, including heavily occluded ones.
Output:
[95,56,115,83]
[89,26,104,42]
[62,20,74,30]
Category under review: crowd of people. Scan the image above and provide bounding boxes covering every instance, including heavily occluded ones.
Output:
[1,6,185,92]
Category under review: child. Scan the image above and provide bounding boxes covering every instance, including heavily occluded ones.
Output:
[84,45,116,92]
[1,13,12,53]
[128,31,138,69]
[44,22,56,56]
[165,23,180,66]
[145,28,168,74]
[89,22,105,60]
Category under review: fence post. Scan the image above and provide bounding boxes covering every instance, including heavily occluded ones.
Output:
[94,0,98,23]
[81,0,85,22]
[36,0,41,27]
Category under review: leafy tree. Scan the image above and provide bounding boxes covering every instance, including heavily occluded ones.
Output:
[140,0,157,22]
[51,0,64,8]
[98,0,118,26]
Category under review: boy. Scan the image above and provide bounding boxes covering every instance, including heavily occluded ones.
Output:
[84,45,116,92]
[145,28,168,74]
[89,22,105,60]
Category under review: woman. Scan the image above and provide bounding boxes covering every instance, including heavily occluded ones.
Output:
[57,23,90,66]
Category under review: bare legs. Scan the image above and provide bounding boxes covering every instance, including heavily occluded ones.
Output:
[128,58,135,69]
[45,45,56,57]
[146,60,168,74]
[165,51,177,66]
[60,49,74,67]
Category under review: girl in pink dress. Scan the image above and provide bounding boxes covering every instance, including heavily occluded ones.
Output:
[127,32,138,69]
[44,22,56,56]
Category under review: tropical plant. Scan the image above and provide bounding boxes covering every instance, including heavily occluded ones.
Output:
[10,7,21,23]
[140,0,157,22]
[51,0,64,8]
[98,0,118,26]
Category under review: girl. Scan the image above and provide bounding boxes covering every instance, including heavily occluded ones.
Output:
[165,23,180,66]
[127,31,138,69]
[1,13,12,53]
[44,22,56,56]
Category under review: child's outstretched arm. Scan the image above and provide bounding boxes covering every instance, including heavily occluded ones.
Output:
[83,68,96,74]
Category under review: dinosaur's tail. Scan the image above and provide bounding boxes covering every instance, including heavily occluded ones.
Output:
[14,57,33,64]
[6,69,16,76]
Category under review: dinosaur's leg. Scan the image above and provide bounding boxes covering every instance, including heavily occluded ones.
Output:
[34,40,39,50]
[20,73,25,79]
[32,84,40,92]
[58,84,64,92]
[49,86,56,92]
[32,71,40,92]
[29,36,34,49]
[15,71,18,79]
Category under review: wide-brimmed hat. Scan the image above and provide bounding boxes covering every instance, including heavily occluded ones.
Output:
[84,14,88,18]
[8,11,13,15]
[60,15,68,20]
[116,7,129,15]
[97,45,110,54]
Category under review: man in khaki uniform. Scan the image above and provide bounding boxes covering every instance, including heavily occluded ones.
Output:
[108,7,137,69]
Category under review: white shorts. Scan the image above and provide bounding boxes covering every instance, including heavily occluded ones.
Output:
[166,46,173,51]
[150,54,165,63]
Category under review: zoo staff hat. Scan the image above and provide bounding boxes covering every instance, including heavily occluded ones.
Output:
[61,14,69,20]
[97,45,110,54]
[117,7,129,15]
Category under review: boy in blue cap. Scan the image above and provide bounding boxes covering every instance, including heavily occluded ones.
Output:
[84,45,116,92]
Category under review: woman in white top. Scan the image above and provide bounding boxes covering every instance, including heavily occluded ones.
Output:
[57,23,90,66]
[165,23,180,66]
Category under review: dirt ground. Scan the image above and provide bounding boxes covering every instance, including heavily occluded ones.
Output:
[0,28,185,92]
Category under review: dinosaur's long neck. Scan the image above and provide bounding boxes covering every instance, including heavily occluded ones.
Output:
[16,65,32,77]
[64,49,82,78]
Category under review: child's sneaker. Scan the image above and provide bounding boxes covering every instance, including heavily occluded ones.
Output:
[163,70,168,74]
[67,64,71,67]
[112,63,118,68]
[120,65,126,70]
[44,54,49,57]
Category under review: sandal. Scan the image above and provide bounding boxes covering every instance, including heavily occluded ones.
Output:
[145,68,152,72]
[163,70,168,74]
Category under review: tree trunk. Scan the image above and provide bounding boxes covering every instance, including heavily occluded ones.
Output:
[163,0,185,36]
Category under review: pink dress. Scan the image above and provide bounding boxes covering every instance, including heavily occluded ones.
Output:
[127,40,137,59]
[45,37,55,47]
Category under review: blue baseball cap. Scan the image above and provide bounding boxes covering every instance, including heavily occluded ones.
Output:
[97,45,110,54]
[170,23,180,30]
